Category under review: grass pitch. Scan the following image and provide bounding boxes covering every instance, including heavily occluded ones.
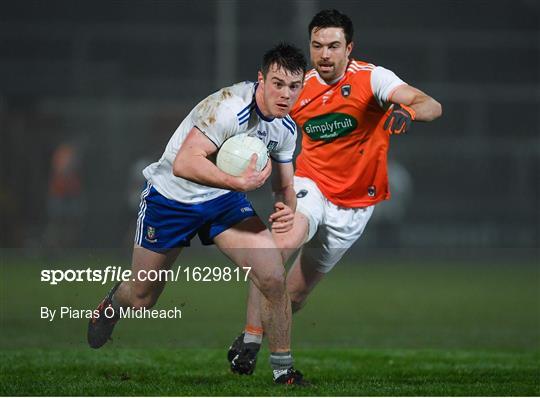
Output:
[2,348,538,396]
[1,250,539,395]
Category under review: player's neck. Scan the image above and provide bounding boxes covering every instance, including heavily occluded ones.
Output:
[254,83,274,121]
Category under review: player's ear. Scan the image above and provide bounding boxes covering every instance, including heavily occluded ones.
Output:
[257,71,264,84]
[346,41,353,57]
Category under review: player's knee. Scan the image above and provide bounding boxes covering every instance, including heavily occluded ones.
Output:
[289,290,308,313]
[130,292,157,310]
[258,269,286,301]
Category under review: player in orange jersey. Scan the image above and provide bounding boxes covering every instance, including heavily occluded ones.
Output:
[227,9,442,375]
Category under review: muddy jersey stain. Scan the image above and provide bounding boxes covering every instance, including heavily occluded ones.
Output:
[221,89,232,99]
[196,95,220,128]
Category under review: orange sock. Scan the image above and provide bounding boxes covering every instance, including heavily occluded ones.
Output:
[244,324,263,344]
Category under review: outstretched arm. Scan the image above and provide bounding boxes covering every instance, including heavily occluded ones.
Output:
[384,85,442,134]
[390,84,442,122]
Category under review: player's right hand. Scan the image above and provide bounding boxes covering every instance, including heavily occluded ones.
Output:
[384,104,416,134]
[236,154,271,192]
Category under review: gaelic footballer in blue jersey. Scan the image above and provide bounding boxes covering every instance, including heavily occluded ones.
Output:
[87,43,307,385]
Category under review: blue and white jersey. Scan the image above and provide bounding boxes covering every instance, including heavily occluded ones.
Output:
[143,81,297,204]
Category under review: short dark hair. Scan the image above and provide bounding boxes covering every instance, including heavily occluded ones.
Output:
[261,43,307,77]
[309,9,354,44]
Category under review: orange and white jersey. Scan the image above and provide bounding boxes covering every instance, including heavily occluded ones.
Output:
[290,59,406,208]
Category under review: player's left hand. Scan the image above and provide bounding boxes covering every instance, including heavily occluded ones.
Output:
[269,202,295,233]
[384,104,416,134]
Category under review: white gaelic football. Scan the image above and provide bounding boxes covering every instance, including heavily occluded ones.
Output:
[216,133,269,176]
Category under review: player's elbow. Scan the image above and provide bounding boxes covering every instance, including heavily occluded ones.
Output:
[417,98,442,122]
[432,99,443,120]
[424,98,442,122]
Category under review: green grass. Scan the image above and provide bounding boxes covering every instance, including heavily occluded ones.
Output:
[1,348,538,395]
[1,250,539,395]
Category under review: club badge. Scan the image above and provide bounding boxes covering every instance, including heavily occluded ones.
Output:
[341,84,351,97]
[267,140,278,151]
[146,226,157,243]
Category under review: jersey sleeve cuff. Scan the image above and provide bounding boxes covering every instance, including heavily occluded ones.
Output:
[270,155,293,163]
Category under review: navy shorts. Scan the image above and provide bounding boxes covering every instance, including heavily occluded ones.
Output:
[134,182,256,251]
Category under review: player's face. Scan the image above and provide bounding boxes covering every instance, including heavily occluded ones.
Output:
[310,27,353,83]
[257,65,304,118]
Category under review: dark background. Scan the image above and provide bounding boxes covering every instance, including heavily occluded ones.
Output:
[0,4,538,395]
[1,0,538,251]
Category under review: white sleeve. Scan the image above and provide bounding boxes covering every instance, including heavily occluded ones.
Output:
[191,101,239,148]
[271,123,296,163]
[370,66,407,108]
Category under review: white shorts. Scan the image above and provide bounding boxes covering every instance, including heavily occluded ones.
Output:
[294,176,374,273]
